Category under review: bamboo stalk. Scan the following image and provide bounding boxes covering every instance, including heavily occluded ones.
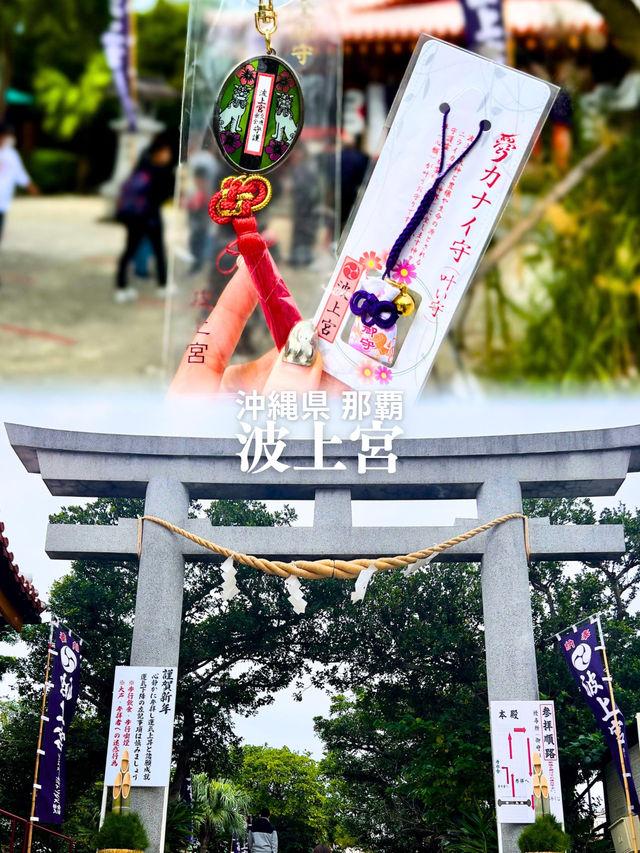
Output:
[27,620,56,853]
[596,615,639,853]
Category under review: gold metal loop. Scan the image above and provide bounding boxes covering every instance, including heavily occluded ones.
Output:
[255,0,277,54]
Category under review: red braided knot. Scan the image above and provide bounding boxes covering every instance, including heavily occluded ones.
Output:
[208,174,272,225]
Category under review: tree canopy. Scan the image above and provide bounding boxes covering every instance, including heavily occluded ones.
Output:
[2,496,640,853]
[235,745,333,853]
[312,498,640,851]
[0,497,317,842]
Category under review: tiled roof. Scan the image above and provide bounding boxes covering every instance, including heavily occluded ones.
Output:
[338,0,605,39]
[0,521,44,630]
[210,0,604,41]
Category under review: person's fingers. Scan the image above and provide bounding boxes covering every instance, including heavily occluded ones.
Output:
[262,320,323,393]
[167,261,258,396]
[220,349,279,393]
[263,348,323,393]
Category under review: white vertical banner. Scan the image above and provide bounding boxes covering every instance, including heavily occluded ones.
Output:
[537,701,564,823]
[490,700,564,825]
[105,666,178,787]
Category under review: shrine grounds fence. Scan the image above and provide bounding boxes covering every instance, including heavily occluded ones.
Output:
[0,809,74,853]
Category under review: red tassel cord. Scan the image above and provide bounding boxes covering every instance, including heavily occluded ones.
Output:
[209,174,302,351]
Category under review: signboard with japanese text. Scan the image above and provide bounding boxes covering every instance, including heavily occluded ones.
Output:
[314,36,557,405]
[105,666,177,787]
[35,627,82,823]
[559,621,640,815]
[490,700,564,826]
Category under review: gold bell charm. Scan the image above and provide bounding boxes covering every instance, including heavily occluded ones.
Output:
[383,276,416,318]
[391,282,416,317]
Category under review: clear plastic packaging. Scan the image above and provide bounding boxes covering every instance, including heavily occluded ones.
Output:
[314,35,558,404]
[164,0,341,374]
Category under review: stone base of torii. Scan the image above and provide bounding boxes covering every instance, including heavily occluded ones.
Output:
[7,422,639,853]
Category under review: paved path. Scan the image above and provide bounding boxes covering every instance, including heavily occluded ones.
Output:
[0,195,337,387]
[0,196,169,387]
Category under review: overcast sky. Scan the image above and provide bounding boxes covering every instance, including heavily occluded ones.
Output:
[1,389,640,756]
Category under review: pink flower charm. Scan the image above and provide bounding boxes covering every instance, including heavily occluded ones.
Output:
[392,258,417,285]
[236,64,257,86]
[356,360,376,383]
[375,364,392,385]
[359,250,382,272]
[275,70,295,93]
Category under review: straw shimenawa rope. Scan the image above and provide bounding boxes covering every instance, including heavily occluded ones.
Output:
[137,513,530,580]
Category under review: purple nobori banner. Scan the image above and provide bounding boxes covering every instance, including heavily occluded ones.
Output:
[35,627,82,823]
[180,770,196,850]
[559,621,640,815]
[102,0,137,131]
[459,0,507,65]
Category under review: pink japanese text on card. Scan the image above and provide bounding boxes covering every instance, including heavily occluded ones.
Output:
[317,256,365,344]
[313,36,558,404]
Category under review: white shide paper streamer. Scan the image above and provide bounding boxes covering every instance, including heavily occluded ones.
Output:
[220,556,240,600]
[284,575,307,614]
[403,552,437,577]
[351,567,376,603]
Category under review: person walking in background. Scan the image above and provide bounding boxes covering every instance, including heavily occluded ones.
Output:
[339,131,368,233]
[0,122,38,251]
[248,808,278,852]
[185,146,218,275]
[288,141,320,267]
[114,133,174,303]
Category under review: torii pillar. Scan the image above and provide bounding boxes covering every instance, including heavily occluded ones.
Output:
[7,422,639,853]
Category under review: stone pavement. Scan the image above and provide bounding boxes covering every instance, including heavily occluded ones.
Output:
[0,194,460,390]
[0,196,168,387]
[0,195,339,388]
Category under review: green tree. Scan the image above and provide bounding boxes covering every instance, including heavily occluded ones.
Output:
[235,745,332,853]
[137,1,188,92]
[0,497,325,848]
[34,52,111,140]
[191,776,250,853]
[0,0,110,112]
[528,498,640,842]
[5,494,640,853]
[314,499,640,852]
[314,561,489,853]
[481,131,640,384]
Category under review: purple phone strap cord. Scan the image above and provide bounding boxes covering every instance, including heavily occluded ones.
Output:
[383,107,489,281]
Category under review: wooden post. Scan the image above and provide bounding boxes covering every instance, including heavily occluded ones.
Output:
[597,615,639,853]
[27,619,56,853]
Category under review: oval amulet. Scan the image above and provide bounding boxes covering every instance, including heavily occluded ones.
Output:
[213,55,304,174]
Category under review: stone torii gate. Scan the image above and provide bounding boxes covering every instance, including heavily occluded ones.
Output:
[7,421,640,853]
